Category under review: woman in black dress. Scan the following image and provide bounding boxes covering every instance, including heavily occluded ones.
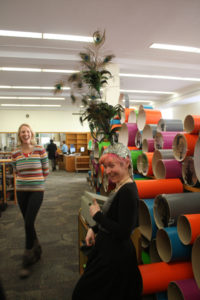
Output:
[72,143,143,300]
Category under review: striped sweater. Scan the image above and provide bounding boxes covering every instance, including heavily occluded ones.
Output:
[12,145,49,191]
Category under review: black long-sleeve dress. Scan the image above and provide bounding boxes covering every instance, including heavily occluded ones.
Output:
[72,182,143,300]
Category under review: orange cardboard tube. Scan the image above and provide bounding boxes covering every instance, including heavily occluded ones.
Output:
[178,214,200,245]
[135,178,183,199]
[139,261,193,294]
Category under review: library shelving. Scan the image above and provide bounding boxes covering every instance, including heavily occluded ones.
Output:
[75,156,90,172]
[0,159,17,208]
[66,132,91,155]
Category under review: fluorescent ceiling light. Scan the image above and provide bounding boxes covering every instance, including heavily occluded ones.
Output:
[0,67,78,73]
[43,33,93,42]
[120,73,200,82]
[0,85,70,90]
[0,96,65,100]
[0,30,42,39]
[150,43,200,54]
[0,30,93,43]
[123,100,153,104]
[1,104,61,107]
[0,67,41,72]
[120,89,177,95]
[42,69,77,73]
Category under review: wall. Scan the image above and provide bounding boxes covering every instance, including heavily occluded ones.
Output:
[171,102,200,120]
[158,102,200,121]
[0,110,90,132]
[1,101,200,133]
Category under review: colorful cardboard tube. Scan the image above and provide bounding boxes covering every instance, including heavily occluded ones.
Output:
[154,159,182,179]
[130,150,143,171]
[149,239,162,263]
[177,214,200,245]
[142,138,155,152]
[194,137,200,182]
[141,234,150,249]
[156,291,167,300]
[135,130,142,149]
[184,114,200,134]
[182,156,200,187]
[139,104,154,111]
[135,178,183,199]
[121,108,134,123]
[136,154,144,174]
[173,133,198,162]
[134,173,148,180]
[152,149,174,176]
[153,192,200,228]
[139,199,157,241]
[156,227,192,263]
[140,152,154,176]
[128,110,137,123]
[142,124,157,141]
[139,261,193,294]
[111,124,121,132]
[168,279,200,300]
[157,119,183,132]
[154,132,179,150]
[118,123,138,147]
[137,109,162,131]
[192,235,200,289]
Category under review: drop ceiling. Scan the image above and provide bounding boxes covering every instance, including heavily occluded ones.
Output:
[1,0,200,111]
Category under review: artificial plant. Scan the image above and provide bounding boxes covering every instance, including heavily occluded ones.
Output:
[55,30,124,144]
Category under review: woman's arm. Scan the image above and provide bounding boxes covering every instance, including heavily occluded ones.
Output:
[40,147,49,178]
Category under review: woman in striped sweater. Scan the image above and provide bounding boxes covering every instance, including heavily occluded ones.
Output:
[12,123,49,278]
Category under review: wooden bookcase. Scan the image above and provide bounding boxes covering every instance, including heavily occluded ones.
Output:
[75,156,90,172]
[66,132,91,155]
[0,160,17,210]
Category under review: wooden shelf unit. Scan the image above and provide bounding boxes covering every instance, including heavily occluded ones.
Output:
[0,159,17,208]
[75,156,90,172]
[66,132,91,155]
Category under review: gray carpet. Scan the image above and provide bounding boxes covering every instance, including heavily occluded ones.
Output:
[0,170,90,300]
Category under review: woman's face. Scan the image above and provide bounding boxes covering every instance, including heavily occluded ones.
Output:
[19,125,32,145]
[103,156,129,184]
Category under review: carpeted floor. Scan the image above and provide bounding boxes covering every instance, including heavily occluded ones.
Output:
[0,170,90,300]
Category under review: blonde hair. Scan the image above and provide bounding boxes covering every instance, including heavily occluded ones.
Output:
[17,123,36,146]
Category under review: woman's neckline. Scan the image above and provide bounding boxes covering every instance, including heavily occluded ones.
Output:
[114,176,133,193]
[21,145,35,155]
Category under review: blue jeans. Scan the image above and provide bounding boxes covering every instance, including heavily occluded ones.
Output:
[17,191,44,249]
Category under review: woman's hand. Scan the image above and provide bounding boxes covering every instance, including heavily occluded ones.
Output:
[89,199,100,217]
[85,228,95,246]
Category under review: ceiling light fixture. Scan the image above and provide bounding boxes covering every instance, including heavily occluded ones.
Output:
[120,73,200,82]
[0,30,42,39]
[0,67,41,72]
[0,85,70,90]
[1,104,61,107]
[150,43,200,54]
[0,96,65,100]
[42,69,77,73]
[0,29,93,43]
[0,67,78,73]
[43,33,93,42]
[120,89,177,95]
